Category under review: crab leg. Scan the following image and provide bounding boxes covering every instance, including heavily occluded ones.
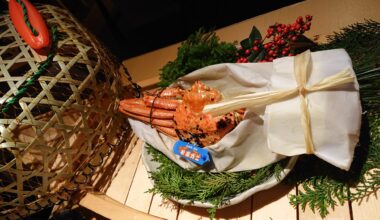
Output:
[143,96,181,110]
[119,99,174,119]
[156,126,178,139]
[119,108,175,128]
[160,87,184,98]
[121,98,143,105]
[144,87,184,98]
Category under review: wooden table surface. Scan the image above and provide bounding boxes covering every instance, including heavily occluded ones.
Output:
[103,135,380,220]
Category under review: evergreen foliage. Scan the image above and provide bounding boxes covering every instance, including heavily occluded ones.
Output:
[288,20,380,217]
[146,145,288,218]
[158,28,237,87]
[318,20,380,109]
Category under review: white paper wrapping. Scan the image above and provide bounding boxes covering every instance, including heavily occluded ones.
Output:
[266,49,362,170]
[129,48,361,172]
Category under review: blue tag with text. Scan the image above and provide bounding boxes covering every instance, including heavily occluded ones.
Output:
[173,140,210,166]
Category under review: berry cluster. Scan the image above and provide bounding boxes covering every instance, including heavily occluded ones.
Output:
[237,15,313,63]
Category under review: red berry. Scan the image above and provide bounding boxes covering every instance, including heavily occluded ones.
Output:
[288,53,294,56]
[277,27,282,32]
[296,16,303,24]
[268,50,274,55]
[291,36,298,41]
[264,44,269,49]
[306,15,312,21]
[253,46,259,51]
[245,49,251,55]
[282,50,288,55]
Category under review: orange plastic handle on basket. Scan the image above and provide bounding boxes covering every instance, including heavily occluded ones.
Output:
[8,0,50,52]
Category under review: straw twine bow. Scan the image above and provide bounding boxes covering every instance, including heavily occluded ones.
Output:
[203,50,355,154]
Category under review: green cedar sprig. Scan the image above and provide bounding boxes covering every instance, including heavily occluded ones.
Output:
[319,20,380,109]
[287,111,380,218]
[287,20,380,217]
[158,28,237,87]
[146,145,288,219]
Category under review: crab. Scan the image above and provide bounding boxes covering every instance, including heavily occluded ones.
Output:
[119,81,244,147]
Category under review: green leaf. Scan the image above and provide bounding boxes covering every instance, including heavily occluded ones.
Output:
[289,35,317,52]
[240,38,252,49]
[253,49,266,62]
[247,53,256,62]
[249,26,262,41]
[247,51,258,62]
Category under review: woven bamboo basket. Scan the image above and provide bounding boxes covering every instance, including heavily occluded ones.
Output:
[0,4,134,218]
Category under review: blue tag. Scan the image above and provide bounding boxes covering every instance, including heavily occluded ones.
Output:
[173,140,210,166]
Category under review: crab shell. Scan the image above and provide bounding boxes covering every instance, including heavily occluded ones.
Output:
[119,81,244,147]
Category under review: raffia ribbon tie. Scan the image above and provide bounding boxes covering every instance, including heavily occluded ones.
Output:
[203,50,355,155]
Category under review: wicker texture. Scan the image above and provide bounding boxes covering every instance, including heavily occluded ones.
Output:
[0,5,132,218]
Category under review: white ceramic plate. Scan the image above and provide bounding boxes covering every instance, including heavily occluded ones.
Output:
[141,143,298,209]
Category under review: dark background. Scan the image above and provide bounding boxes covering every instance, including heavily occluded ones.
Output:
[59,0,302,60]
[1,0,302,60]
[14,0,302,61]
[61,0,303,60]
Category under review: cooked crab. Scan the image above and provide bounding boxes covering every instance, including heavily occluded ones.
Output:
[119,81,244,147]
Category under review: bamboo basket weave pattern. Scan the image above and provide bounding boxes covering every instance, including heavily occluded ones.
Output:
[0,5,133,218]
